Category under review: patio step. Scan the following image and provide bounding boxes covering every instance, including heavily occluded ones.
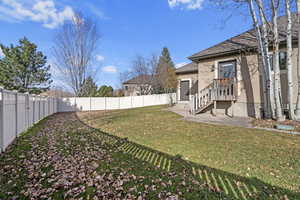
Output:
[173,103,189,111]
[195,101,214,114]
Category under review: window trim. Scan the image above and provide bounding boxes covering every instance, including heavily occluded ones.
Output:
[218,60,237,79]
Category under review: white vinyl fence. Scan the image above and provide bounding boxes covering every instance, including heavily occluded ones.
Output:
[58,93,177,112]
[0,91,176,152]
[0,88,58,152]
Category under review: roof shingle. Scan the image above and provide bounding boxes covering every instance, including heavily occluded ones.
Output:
[175,62,198,74]
[123,75,153,85]
[189,14,300,61]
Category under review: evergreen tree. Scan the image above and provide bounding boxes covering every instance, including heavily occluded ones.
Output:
[0,37,52,94]
[78,76,98,97]
[96,85,114,97]
[156,47,177,93]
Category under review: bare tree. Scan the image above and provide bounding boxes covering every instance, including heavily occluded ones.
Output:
[256,0,277,119]
[131,55,153,95]
[295,0,300,119]
[52,13,100,96]
[248,0,270,118]
[270,0,285,121]
[285,0,295,120]
[121,55,159,96]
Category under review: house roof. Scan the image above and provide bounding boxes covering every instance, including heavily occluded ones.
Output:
[175,62,198,74]
[123,75,153,85]
[189,14,300,61]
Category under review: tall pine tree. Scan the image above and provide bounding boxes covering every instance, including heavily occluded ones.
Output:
[96,85,114,97]
[0,37,52,94]
[78,76,98,97]
[156,47,177,93]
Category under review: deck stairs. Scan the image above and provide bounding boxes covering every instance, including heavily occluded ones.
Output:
[190,78,237,115]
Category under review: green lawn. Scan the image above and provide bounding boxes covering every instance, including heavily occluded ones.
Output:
[1,107,299,199]
[78,105,300,195]
[1,113,232,199]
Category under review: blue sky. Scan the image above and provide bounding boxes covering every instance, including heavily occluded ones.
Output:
[0,0,252,89]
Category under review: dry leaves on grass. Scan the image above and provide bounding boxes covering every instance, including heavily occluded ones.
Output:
[1,113,201,200]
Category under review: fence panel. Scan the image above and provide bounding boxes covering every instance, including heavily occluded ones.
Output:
[105,97,120,110]
[119,96,132,109]
[34,96,40,123]
[16,93,27,135]
[59,98,77,112]
[75,98,91,111]
[91,98,106,110]
[0,89,59,152]
[1,91,17,150]
[132,96,144,108]
[57,93,176,112]
[0,91,175,152]
[28,95,34,127]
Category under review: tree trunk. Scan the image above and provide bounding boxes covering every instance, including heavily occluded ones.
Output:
[285,0,295,120]
[256,0,275,119]
[295,0,300,120]
[248,0,270,118]
[271,0,285,121]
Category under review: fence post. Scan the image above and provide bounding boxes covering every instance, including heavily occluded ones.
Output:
[56,97,58,113]
[104,97,107,111]
[32,95,35,124]
[0,87,4,152]
[43,97,45,118]
[38,96,40,119]
[25,92,29,129]
[48,97,50,116]
[14,91,18,137]
[131,96,133,108]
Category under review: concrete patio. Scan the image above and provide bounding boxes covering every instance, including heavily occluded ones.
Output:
[168,104,253,128]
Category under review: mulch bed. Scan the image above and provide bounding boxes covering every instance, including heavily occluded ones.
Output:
[252,118,300,132]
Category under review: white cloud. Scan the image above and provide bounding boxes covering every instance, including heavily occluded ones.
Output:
[0,0,74,29]
[168,0,204,10]
[102,65,118,73]
[175,62,188,68]
[95,54,104,62]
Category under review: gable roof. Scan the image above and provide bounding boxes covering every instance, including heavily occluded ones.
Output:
[189,14,300,61]
[175,62,198,74]
[123,75,153,85]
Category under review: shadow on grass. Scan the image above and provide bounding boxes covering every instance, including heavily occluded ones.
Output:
[75,114,300,200]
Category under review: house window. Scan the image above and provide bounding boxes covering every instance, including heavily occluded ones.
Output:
[125,86,128,91]
[269,52,287,71]
[218,60,236,79]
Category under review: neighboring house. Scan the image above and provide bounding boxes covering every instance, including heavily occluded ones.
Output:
[176,14,299,119]
[123,75,153,96]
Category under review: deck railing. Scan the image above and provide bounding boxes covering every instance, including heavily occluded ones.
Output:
[190,78,237,114]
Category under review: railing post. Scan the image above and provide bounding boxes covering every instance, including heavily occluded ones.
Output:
[195,93,198,110]
[213,100,217,116]
[231,100,234,117]
[190,95,194,115]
